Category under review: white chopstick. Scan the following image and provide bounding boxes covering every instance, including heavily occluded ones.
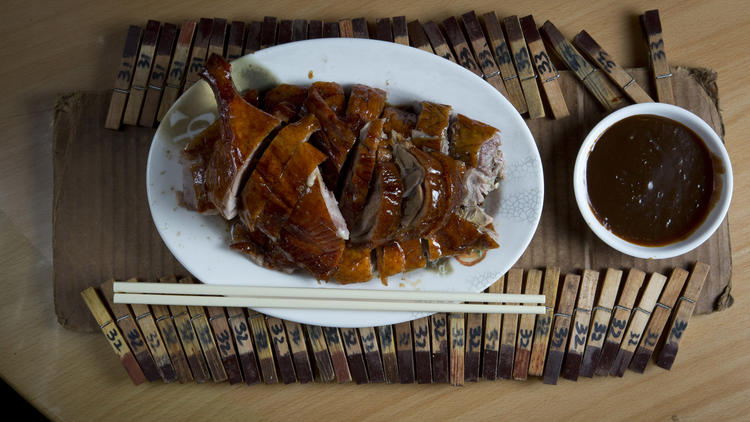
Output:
[112,282,545,304]
[113,293,545,314]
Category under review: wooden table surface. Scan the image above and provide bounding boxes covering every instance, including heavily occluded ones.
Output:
[1,0,748,420]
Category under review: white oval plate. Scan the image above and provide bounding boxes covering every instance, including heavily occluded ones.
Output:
[147,38,543,328]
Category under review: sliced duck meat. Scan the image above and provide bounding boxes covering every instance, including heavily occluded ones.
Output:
[333,247,373,284]
[278,170,348,280]
[411,101,452,154]
[392,141,425,230]
[424,236,443,261]
[180,77,506,284]
[262,84,309,122]
[199,53,282,220]
[350,145,404,247]
[229,220,299,273]
[255,142,328,240]
[239,114,320,231]
[449,113,503,171]
[461,167,499,207]
[307,81,346,115]
[457,204,494,227]
[181,120,221,214]
[426,151,468,230]
[400,146,448,239]
[400,238,427,271]
[425,213,499,260]
[376,242,405,285]
[382,106,417,139]
[345,84,387,133]
[242,89,260,107]
[449,113,504,206]
[338,119,384,228]
[305,88,358,189]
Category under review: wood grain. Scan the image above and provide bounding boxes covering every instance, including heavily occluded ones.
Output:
[528,267,559,376]
[657,262,710,370]
[482,275,504,380]
[642,9,675,104]
[498,269,522,379]
[104,25,141,130]
[573,29,653,103]
[541,20,627,111]
[80,287,146,385]
[610,272,667,377]
[580,268,622,377]
[512,269,540,380]
[228,306,261,385]
[560,270,598,381]
[139,22,177,128]
[285,320,314,383]
[99,280,162,382]
[227,21,246,59]
[519,15,568,118]
[122,20,160,126]
[630,268,689,372]
[156,20,196,122]
[482,12,527,114]
[542,273,580,385]
[461,11,510,101]
[182,18,213,93]
[180,278,227,382]
[503,15,545,118]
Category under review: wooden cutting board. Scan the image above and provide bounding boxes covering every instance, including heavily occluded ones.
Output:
[53,66,732,332]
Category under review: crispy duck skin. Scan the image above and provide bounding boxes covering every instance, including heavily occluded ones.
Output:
[382,106,417,138]
[308,82,346,115]
[449,113,502,170]
[424,236,442,261]
[411,101,452,154]
[242,89,260,107]
[181,77,504,283]
[400,238,427,271]
[181,120,221,214]
[427,151,467,229]
[239,114,320,231]
[199,54,282,220]
[230,220,299,272]
[305,88,358,188]
[425,214,499,260]
[338,119,384,228]
[376,242,405,284]
[255,142,328,240]
[401,146,448,239]
[333,247,374,284]
[345,84,387,133]
[278,171,347,280]
[262,84,309,122]
[350,146,404,247]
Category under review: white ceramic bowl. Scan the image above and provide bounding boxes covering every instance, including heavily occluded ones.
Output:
[573,103,733,259]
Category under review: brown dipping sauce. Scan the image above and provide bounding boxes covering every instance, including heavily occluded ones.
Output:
[586,114,715,246]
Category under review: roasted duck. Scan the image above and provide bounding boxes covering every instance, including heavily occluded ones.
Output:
[181,54,505,284]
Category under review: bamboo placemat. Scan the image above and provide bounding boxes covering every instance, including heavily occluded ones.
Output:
[82,264,710,385]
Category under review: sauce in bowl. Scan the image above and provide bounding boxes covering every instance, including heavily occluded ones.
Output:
[586,114,716,246]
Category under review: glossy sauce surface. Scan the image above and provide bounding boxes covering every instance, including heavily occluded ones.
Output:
[586,115,715,246]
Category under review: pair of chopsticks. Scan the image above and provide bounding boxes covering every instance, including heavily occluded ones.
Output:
[112,282,546,314]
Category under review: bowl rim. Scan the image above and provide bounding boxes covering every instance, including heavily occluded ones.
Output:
[572,102,733,259]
